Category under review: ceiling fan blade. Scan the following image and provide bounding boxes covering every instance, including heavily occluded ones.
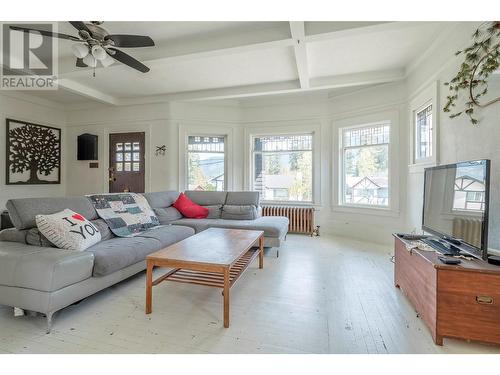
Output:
[9,26,80,41]
[105,34,155,48]
[107,48,150,73]
[69,21,92,36]
[76,58,88,67]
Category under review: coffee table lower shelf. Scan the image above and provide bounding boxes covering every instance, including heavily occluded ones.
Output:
[145,230,264,328]
[154,248,260,289]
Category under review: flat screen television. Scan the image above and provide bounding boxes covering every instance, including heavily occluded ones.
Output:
[422,159,490,260]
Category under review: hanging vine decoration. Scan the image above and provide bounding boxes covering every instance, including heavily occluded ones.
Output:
[443,21,500,125]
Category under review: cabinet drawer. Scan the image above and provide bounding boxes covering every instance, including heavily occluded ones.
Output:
[438,270,500,344]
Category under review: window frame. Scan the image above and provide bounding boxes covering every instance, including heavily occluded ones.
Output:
[179,124,233,192]
[339,122,391,209]
[186,134,227,192]
[250,133,314,204]
[409,81,439,169]
[332,109,400,217]
[244,124,320,206]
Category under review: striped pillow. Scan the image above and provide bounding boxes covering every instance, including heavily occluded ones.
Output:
[35,209,101,251]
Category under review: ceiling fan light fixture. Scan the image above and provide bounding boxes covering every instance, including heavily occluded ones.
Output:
[71,43,89,59]
[100,54,114,67]
[83,54,97,68]
[91,45,107,61]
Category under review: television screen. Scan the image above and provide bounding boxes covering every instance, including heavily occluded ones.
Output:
[422,160,490,259]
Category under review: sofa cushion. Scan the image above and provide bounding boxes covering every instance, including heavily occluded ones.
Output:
[173,193,209,219]
[153,207,183,224]
[225,191,260,206]
[26,228,55,247]
[172,216,289,239]
[221,205,259,220]
[0,242,94,292]
[36,209,102,251]
[0,228,27,244]
[91,219,115,241]
[142,191,180,209]
[170,218,214,233]
[136,225,194,247]
[205,205,223,219]
[85,236,163,277]
[185,190,227,206]
[6,196,98,230]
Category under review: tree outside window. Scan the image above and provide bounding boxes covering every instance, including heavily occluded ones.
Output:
[187,136,225,191]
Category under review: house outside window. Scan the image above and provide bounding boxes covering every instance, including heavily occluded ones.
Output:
[187,135,225,191]
[453,175,486,211]
[251,134,313,202]
[341,123,390,207]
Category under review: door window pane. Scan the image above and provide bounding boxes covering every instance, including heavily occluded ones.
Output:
[124,153,132,161]
[124,143,132,151]
[133,142,140,151]
[132,162,140,171]
[116,163,123,171]
[133,152,140,161]
[252,134,313,202]
[116,143,123,151]
[187,135,225,191]
[124,162,131,171]
[116,153,123,162]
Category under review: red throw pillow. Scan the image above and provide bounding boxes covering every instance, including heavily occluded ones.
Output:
[173,193,209,219]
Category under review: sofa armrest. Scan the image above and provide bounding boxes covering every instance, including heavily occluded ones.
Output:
[0,241,94,292]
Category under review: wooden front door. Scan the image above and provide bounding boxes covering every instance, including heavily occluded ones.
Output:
[109,132,145,193]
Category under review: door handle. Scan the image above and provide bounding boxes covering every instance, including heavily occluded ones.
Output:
[108,167,116,182]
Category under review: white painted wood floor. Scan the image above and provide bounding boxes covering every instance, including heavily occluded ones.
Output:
[1,234,499,354]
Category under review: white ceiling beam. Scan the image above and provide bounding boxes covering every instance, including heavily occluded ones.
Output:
[57,79,118,105]
[289,22,310,89]
[312,69,405,91]
[104,68,404,105]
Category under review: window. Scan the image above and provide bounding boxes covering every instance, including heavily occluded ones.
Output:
[341,123,390,207]
[187,136,225,191]
[251,134,313,202]
[415,104,433,161]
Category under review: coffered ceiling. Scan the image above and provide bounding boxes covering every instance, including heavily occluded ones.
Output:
[3,21,458,106]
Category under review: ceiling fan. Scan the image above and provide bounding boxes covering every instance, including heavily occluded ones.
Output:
[10,21,155,73]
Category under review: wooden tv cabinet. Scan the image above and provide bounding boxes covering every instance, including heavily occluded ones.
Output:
[394,235,500,346]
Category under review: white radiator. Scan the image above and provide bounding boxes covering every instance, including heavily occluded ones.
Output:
[452,217,482,248]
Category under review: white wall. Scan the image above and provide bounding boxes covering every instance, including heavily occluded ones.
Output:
[64,82,409,245]
[6,21,496,248]
[406,22,500,252]
[0,92,67,208]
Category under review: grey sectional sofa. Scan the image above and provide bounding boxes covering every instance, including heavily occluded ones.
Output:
[0,190,288,331]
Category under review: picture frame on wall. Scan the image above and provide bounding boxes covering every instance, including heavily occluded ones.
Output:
[5,118,61,185]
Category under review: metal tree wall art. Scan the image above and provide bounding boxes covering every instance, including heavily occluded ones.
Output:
[443,21,500,125]
[6,119,61,184]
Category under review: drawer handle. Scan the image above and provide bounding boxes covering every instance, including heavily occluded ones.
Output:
[476,295,494,305]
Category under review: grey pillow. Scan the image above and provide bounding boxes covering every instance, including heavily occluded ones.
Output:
[204,205,222,219]
[26,228,55,247]
[0,228,28,244]
[154,207,183,225]
[91,219,115,241]
[221,205,259,220]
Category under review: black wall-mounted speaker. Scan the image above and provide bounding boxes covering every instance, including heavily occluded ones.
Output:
[77,133,98,160]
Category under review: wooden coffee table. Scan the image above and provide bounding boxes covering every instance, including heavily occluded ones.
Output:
[145,228,264,328]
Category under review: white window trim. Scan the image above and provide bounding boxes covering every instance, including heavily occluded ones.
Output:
[409,81,439,172]
[244,123,321,206]
[332,110,400,216]
[178,124,233,191]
